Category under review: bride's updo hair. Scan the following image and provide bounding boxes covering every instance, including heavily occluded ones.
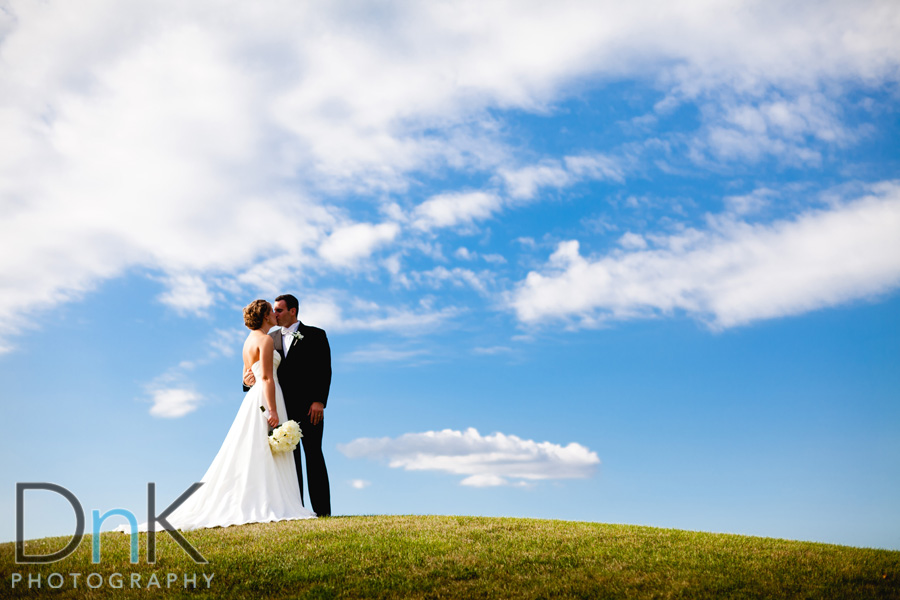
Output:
[243,299,271,330]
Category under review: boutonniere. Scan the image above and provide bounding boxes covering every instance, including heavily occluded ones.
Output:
[290,331,304,343]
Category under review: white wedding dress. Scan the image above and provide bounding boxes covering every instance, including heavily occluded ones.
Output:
[123,352,315,532]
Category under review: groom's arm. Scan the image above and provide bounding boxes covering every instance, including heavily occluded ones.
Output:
[242,367,254,392]
[308,328,332,408]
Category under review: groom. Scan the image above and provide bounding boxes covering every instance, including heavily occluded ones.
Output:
[244,293,332,516]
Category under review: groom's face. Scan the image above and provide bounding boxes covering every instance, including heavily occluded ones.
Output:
[273,300,297,327]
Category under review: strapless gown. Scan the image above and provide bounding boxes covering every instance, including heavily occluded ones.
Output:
[124,351,315,531]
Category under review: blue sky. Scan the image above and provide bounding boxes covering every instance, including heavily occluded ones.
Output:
[1,0,899,551]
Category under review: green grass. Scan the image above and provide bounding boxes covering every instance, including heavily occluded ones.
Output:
[2,516,898,599]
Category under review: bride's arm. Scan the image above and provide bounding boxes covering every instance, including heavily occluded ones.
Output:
[259,336,279,428]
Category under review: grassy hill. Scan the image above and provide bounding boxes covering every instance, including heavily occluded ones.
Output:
[2,515,898,599]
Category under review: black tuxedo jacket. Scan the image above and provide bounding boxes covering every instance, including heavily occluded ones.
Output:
[271,322,332,412]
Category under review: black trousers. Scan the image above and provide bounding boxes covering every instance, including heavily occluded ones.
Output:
[291,410,331,517]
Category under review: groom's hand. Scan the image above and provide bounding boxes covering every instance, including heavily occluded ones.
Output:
[243,368,256,387]
[308,402,324,426]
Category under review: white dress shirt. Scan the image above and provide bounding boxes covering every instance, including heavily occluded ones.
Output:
[281,322,299,356]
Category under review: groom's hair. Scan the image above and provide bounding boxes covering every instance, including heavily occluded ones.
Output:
[275,294,299,315]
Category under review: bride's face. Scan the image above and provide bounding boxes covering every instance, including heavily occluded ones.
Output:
[265,304,277,329]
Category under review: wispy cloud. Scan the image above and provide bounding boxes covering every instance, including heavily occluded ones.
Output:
[157,274,217,315]
[148,388,203,418]
[412,192,503,231]
[338,427,600,487]
[410,266,494,295]
[510,182,900,329]
[299,296,463,335]
[1,0,898,348]
[319,222,401,267]
[472,346,514,355]
[500,154,623,200]
[343,345,430,364]
[145,327,245,417]
[693,93,857,167]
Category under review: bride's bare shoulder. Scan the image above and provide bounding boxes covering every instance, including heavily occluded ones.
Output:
[242,330,263,361]
[243,330,274,357]
[258,332,274,350]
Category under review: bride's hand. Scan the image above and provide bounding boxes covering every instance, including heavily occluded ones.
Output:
[267,413,279,428]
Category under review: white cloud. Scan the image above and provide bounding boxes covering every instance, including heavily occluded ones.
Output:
[724,95,848,143]
[500,153,623,200]
[724,188,775,216]
[318,222,401,267]
[413,192,503,231]
[565,154,625,181]
[349,479,371,490]
[148,388,202,418]
[411,267,492,294]
[187,328,246,367]
[455,247,476,261]
[144,327,246,416]
[618,232,648,250]
[338,427,600,486]
[472,346,514,355]
[234,250,323,298]
[681,90,869,170]
[454,248,507,265]
[1,0,898,347]
[294,298,346,331]
[460,474,512,488]
[293,295,462,335]
[0,5,333,343]
[338,305,463,334]
[157,274,216,315]
[500,162,571,200]
[511,181,900,329]
[343,345,430,363]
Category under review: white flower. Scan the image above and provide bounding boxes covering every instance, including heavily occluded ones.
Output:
[267,419,303,454]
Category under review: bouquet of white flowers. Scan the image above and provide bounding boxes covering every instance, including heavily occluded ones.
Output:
[260,407,303,453]
[269,420,302,453]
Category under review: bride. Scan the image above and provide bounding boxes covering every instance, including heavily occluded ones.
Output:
[125,299,316,532]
